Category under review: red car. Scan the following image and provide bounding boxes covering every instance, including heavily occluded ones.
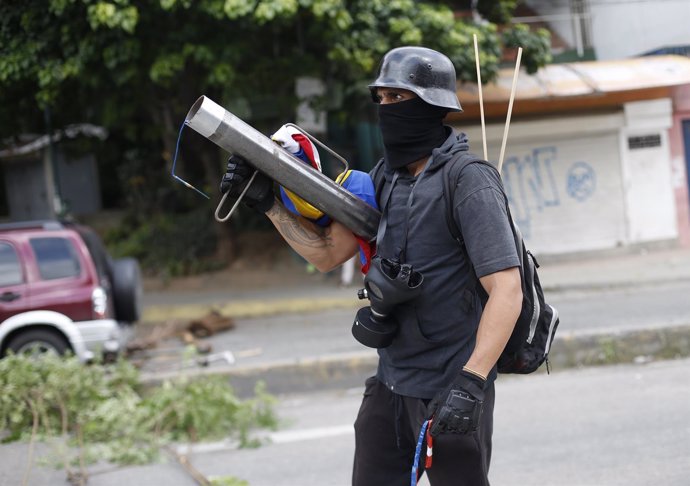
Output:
[0,220,141,361]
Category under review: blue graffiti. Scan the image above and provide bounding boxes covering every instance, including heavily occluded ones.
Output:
[502,146,561,238]
[566,161,596,202]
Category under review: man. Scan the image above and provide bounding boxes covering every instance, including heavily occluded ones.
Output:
[220,46,522,486]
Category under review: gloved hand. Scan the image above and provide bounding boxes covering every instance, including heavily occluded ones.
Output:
[219,155,275,213]
[427,369,485,436]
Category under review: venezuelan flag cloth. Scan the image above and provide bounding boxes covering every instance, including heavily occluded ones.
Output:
[271,124,378,272]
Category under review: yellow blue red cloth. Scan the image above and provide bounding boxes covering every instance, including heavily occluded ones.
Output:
[271,124,377,272]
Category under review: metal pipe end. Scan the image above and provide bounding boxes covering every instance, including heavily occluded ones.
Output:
[185,95,226,138]
[186,96,207,122]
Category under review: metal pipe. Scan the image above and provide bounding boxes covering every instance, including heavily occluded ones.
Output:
[185,96,380,240]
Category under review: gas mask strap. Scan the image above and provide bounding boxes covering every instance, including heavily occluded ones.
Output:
[375,160,434,263]
[375,170,400,253]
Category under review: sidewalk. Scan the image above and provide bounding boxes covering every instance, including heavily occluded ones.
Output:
[536,244,690,290]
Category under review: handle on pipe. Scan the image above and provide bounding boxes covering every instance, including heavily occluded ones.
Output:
[283,123,349,176]
[214,170,259,223]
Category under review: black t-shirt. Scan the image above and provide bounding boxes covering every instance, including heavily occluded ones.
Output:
[373,130,520,399]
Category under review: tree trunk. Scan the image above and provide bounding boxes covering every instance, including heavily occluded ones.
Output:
[150,100,178,177]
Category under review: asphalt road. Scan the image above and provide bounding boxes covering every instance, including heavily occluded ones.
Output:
[140,279,690,377]
[230,279,690,355]
[4,358,689,486]
[129,278,690,402]
[190,357,690,486]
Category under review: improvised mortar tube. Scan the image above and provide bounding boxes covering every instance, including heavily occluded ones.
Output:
[185,96,381,241]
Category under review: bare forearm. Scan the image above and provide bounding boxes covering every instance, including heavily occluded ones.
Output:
[265,201,358,272]
[465,268,522,377]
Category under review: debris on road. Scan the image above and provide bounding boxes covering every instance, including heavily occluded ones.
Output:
[188,310,236,337]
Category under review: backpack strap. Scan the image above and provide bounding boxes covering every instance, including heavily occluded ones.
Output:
[443,156,526,276]
[441,152,495,244]
[441,152,498,306]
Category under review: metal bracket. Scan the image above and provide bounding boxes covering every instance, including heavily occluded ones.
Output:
[214,123,350,224]
[214,170,259,223]
[284,123,349,176]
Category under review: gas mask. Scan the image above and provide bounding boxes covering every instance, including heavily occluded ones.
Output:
[352,256,424,348]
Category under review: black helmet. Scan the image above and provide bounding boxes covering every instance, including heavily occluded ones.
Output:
[369,46,462,112]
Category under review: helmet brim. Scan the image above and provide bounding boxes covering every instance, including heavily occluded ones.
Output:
[368,82,463,112]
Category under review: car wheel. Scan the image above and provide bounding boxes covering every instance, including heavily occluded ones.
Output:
[5,329,70,357]
[111,257,143,323]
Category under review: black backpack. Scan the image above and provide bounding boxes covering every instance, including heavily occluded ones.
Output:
[372,153,560,374]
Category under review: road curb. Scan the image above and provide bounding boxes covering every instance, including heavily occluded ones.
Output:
[541,275,690,294]
[551,324,690,369]
[140,350,378,397]
[142,296,361,322]
[139,324,690,398]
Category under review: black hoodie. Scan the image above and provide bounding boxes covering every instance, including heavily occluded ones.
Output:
[373,128,520,399]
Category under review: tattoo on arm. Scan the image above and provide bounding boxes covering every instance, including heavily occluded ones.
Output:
[268,204,334,249]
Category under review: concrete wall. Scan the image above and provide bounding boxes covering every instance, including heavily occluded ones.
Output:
[525,0,690,60]
[56,153,102,216]
[620,99,677,243]
[670,85,690,245]
[522,1,580,53]
[1,148,103,221]
[2,157,53,220]
[589,1,690,60]
[454,98,677,255]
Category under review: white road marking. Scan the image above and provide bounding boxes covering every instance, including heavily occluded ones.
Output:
[175,424,353,455]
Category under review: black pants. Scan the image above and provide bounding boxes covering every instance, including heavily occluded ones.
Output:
[352,376,495,486]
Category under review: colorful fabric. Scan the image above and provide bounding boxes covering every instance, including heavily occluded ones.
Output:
[337,170,377,273]
[273,125,328,221]
[270,124,378,272]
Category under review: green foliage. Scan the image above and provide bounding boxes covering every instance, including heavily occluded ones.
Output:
[140,377,277,446]
[0,1,549,125]
[105,207,222,277]
[86,1,139,32]
[502,24,553,74]
[477,0,518,25]
[0,353,278,468]
[0,1,551,263]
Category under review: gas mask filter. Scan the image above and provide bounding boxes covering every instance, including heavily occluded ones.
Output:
[352,256,424,348]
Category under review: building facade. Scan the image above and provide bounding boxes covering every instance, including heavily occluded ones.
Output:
[452,56,690,256]
[522,0,690,61]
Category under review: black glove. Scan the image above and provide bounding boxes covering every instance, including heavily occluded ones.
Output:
[427,369,485,436]
[219,155,274,213]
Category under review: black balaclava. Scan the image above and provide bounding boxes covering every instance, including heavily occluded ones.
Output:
[378,97,449,170]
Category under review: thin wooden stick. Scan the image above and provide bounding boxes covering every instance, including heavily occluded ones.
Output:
[473,34,488,161]
[497,47,522,174]
[165,446,211,486]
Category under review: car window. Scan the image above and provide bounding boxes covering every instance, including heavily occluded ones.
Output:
[0,242,23,286]
[29,237,82,280]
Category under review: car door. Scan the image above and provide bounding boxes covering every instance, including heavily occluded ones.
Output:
[27,234,94,322]
[0,240,32,322]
